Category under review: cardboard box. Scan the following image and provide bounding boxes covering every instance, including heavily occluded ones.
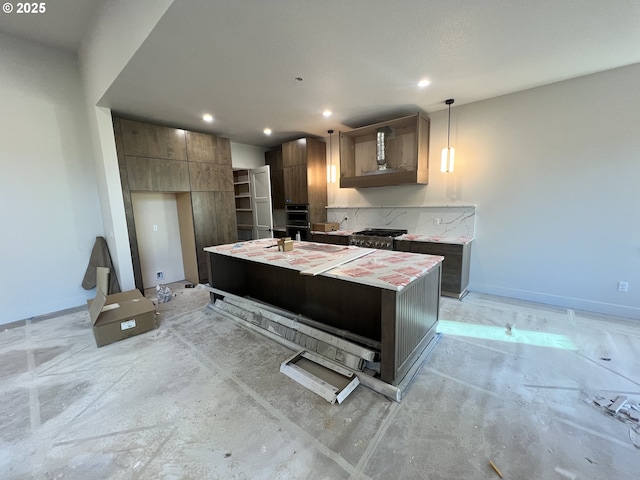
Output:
[88,270,157,347]
[278,237,294,251]
[312,222,340,232]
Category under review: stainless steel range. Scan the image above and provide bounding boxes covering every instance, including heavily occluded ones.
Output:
[349,228,408,250]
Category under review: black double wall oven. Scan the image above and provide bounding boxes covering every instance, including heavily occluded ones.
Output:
[285,204,310,241]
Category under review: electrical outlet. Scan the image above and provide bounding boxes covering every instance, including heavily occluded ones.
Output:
[153,224,158,232]
[434,218,441,226]
[156,271,164,280]
[617,281,628,292]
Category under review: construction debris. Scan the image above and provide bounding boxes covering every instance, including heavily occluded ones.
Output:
[607,395,629,414]
[505,323,513,336]
[587,392,640,449]
[489,460,503,478]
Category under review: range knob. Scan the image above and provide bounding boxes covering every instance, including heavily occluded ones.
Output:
[364,241,372,247]
[375,241,381,248]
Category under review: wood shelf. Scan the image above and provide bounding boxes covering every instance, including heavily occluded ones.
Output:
[233,168,255,240]
[339,113,430,188]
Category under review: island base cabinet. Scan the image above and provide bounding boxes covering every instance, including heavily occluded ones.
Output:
[207,251,440,386]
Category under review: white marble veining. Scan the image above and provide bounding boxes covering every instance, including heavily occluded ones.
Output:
[205,239,443,292]
[327,205,476,239]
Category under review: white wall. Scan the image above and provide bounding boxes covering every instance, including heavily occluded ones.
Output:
[329,64,640,319]
[131,193,185,287]
[79,0,174,105]
[78,1,175,293]
[231,142,267,169]
[0,34,105,324]
[85,106,135,291]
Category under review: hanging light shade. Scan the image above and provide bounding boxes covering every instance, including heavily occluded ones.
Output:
[327,129,337,184]
[441,98,455,173]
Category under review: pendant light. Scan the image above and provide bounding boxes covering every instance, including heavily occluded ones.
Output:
[327,129,337,184]
[441,98,455,173]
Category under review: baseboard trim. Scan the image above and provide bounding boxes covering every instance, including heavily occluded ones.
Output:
[470,284,640,320]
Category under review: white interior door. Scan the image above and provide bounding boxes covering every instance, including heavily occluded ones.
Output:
[251,165,274,239]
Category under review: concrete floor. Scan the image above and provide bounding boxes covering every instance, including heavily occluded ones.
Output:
[1,282,638,479]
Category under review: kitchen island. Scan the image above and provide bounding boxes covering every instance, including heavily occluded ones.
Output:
[205,239,442,386]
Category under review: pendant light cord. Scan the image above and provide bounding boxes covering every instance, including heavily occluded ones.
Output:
[328,129,334,168]
[445,98,454,149]
[447,102,451,149]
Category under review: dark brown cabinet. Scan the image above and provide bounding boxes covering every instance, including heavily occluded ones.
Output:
[113,117,237,289]
[264,147,284,209]
[310,233,350,246]
[339,113,430,188]
[281,137,327,228]
[120,119,188,161]
[395,240,471,298]
[283,164,308,204]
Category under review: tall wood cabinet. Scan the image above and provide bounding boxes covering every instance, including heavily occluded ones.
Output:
[281,137,327,227]
[113,117,236,290]
[264,147,284,210]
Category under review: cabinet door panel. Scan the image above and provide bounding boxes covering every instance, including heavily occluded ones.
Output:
[410,242,461,257]
[126,156,190,192]
[265,149,285,209]
[189,162,234,191]
[284,165,308,204]
[214,191,237,244]
[394,240,412,252]
[192,191,237,282]
[186,131,216,163]
[311,234,349,246]
[120,119,187,160]
[282,139,306,167]
[216,137,232,165]
[409,241,465,295]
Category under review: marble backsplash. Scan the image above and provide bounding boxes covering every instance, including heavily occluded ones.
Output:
[326,205,476,239]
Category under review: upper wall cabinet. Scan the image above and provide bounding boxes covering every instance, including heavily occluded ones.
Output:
[186,131,231,165]
[339,113,430,188]
[120,119,187,160]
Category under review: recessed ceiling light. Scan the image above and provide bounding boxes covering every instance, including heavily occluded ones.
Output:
[417,79,430,88]
[202,113,214,122]
[322,110,332,118]
[263,128,272,136]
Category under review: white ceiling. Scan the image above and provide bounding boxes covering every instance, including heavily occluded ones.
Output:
[0,0,104,52]
[2,0,640,148]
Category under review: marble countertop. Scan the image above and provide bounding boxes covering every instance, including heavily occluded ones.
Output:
[395,234,473,245]
[205,238,443,292]
[310,230,473,244]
